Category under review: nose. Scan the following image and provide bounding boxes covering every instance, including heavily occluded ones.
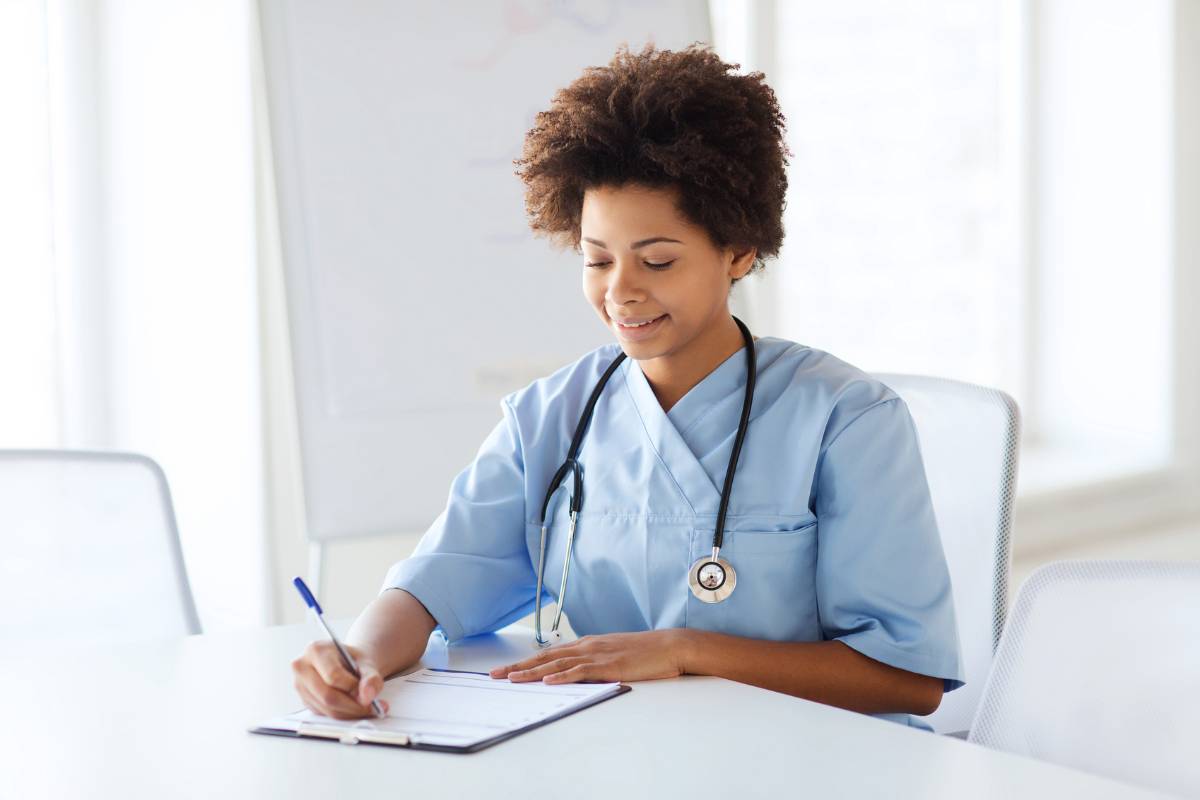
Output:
[604,258,645,307]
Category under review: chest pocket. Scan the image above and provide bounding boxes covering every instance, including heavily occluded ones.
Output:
[686,521,822,642]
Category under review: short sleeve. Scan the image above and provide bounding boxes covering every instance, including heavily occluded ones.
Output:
[380,397,536,642]
[814,397,965,693]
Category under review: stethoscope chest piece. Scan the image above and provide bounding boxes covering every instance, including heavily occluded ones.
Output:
[688,554,737,603]
[533,317,756,642]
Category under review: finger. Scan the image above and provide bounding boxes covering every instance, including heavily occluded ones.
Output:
[296,680,327,716]
[306,644,361,694]
[543,663,595,684]
[296,680,348,719]
[489,657,548,677]
[508,656,587,682]
[295,660,372,719]
[498,650,572,679]
[490,641,584,677]
[297,679,383,719]
[489,657,540,678]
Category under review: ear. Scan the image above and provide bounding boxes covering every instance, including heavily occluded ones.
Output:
[727,246,758,280]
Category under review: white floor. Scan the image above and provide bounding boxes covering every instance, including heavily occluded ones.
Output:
[1010,517,1200,596]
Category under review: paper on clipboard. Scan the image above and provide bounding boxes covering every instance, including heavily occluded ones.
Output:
[252,668,628,752]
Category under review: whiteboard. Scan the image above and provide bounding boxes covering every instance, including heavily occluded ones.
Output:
[258,0,712,541]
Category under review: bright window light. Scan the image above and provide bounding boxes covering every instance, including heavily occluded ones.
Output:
[0,1,60,447]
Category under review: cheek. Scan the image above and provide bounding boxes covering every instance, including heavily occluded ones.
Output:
[657,280,697,313]
[688,270,729,308]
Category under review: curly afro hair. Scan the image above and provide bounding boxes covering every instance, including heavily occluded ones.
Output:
[514,42,790,279]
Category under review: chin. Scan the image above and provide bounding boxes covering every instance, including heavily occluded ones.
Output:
[616,339,672,361]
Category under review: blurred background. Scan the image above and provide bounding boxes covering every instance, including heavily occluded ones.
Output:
[1,0,1197,631]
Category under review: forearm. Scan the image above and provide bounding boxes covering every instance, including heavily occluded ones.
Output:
[678,629,943,716]
[345,588,437,679]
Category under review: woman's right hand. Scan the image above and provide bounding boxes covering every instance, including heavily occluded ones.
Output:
[291,640,389,719]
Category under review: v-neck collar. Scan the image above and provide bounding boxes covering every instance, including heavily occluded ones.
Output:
[664,344,751,438]
[621,346,750,516]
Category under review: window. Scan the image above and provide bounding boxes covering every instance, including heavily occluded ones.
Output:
[713,0,1192,544]
[1,0,268,631]
[0,1,59,446]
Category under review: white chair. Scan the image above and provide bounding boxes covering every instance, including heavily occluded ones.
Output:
[873,374,1020,735]
[0,450,201,643]
[969,560,1200,797]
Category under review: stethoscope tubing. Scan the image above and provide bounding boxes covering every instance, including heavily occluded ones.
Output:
[712,317,756,553]
[534,316,756,645]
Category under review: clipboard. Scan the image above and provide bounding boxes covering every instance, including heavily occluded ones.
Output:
[249,668,632,753]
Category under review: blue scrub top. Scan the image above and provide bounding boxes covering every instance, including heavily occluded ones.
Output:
[383,337,965,729]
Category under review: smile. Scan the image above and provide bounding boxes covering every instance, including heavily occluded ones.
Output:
[612,314,667,340]
[616,315,665,328]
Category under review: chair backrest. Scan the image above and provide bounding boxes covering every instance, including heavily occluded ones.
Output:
[969,560,1200,797]
[0,450,201,643]
[873,374,1020,734]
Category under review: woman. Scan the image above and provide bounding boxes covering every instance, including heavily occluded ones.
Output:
[292,43,963,730]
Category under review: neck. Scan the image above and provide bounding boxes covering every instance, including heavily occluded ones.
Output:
[640,314,747,413]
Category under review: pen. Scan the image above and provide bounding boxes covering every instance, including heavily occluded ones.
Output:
[292,576,386,718]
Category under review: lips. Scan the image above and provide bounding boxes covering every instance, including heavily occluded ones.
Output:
[613,314,666,328]
[611,313,667,340]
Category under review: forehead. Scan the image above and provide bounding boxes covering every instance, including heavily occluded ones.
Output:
[580,184,688,235]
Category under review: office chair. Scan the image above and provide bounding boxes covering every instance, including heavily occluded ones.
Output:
[969,559,1200,797]
[0,449,201,642]
[873,374,1021,735]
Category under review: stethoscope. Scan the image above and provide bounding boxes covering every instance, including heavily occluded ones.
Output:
[533,316,757,646]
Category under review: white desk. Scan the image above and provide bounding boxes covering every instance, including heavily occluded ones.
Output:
[8,623,1159,799]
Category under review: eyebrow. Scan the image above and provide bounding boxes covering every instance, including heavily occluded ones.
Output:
[581,236,684,250]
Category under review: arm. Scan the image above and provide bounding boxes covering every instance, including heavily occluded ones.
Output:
[346,588,438,678]
[680,629,944,715]
[491,628,943,716]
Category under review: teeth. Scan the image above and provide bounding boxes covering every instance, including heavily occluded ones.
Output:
[620,316,661,328]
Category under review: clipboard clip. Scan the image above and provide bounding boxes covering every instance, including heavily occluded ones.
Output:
[293,722,409,747]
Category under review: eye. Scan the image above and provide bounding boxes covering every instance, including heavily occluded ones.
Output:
[583,260,676,269]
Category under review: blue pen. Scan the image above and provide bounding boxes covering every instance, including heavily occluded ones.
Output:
[293,576,386,718]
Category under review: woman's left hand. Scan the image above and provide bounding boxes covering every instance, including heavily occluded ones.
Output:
[489,629,691,684]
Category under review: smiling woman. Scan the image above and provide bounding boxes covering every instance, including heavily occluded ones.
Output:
[514,43,787,279]
[514,44,788,411]
[578,183,758,412]
[292,42,962,732]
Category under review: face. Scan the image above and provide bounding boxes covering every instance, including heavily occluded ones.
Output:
[580,183,755,363]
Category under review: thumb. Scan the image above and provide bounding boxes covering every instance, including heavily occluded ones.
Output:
[358,666,384,706]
